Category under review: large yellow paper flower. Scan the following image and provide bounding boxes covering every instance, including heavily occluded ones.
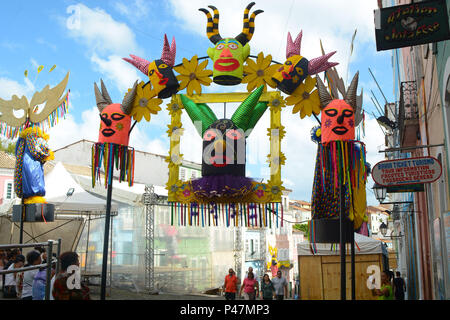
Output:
[130,81,162,122]
[242,52,280,92]
[166,100,184,117]
[285,76,321,119]
[174,55,212,96]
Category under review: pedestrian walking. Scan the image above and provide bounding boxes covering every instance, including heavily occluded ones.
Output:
[3,254,25,299]
[18,250,41,300]
[393,271,406,300]
[32,260,56,300]
[371,271,394,300]
[260,274,275,300]
[272,270,288,300]
[53,251,90,300]
[223,268,239,300]
[239,271,259,300]
[0,249,7,289]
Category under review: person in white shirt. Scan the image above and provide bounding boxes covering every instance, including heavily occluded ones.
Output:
[271,270,288,300]
[3,255,25,298]
[20,251,41,300]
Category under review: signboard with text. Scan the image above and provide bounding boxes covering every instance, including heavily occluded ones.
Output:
[372,156,442,187]
[374,0,450,51]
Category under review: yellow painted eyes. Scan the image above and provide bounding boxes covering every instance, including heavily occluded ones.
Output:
[285,61,292,66]
[158,63,168,69]
[149,69,155,76]
[295,67,303,75]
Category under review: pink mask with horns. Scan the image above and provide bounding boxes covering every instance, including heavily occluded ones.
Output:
[123,34,179,99]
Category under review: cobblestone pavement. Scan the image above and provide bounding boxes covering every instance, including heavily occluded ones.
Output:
[0,286,224,300]
[89,286,224,300]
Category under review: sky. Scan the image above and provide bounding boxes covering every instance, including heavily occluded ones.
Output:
[0,0,395,205]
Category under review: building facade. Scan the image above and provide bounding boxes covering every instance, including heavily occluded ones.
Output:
[379,0,450,300]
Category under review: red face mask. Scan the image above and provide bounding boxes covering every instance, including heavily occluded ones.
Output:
[321,99,355,143]
[98,103,131,146]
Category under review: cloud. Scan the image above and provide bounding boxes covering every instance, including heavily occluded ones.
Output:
[0,77,35,99]
[46,106,99,150]
[113,0,150,22]
[90,54,140,92]
[65,3,140,56]
[63,3,143,92]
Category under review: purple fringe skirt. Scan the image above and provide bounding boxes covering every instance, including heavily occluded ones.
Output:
[191,175,253,200]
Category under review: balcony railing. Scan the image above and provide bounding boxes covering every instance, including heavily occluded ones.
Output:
[398,81,419,147]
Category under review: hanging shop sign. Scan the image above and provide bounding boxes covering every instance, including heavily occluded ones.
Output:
[374,0,450,51]
[372,156,442,187]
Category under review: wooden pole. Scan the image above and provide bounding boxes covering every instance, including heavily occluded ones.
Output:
[340,184,346,300]
[351,228,356,300]
[100,174,113,300]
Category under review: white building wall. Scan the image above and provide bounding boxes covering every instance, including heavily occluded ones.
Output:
[54,140,200,187]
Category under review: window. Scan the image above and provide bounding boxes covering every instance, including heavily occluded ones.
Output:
[180,168,186,181]
[191,170,197,179]
[4,181,13,200]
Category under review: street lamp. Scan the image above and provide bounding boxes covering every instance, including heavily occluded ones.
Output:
[379,222,388,237]
[372,184,387,203]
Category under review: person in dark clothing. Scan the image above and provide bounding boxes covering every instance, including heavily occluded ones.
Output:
[393,271,406,300]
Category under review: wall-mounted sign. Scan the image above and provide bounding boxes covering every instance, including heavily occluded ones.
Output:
[372,156,442,187]
[386,183,424,193]
[374,0,450,51]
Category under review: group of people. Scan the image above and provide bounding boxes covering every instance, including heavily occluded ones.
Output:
[223,267,288,300]
[371,270,406,300]
[1,248,90,300]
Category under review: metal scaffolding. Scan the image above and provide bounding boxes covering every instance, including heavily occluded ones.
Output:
[233,227,242,279]
[143,184,156,292]
[259,227,267,280]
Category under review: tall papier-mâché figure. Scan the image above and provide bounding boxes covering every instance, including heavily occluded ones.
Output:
[310,72,369,236]
[92,80,138,188]
[200,2,263,85]
[5,72,70,204]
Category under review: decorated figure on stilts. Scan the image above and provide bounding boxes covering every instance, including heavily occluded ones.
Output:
[0,69,70,223]
[308,72,370,247]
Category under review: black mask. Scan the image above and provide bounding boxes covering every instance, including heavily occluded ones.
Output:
[202,119,246,177]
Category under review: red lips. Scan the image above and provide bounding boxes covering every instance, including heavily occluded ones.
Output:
[210,155,231,167]
[281,72,292,80]
[102,128,116,137]
[214,59,240,72]
[332,126,349,135]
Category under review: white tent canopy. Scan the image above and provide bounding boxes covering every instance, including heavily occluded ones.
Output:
[74,174,167,206]
[297,232,386,256]
[45,162,118,212]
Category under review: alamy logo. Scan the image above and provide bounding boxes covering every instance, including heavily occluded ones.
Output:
[366,265,381,290]
[66,265,81,290]
[66,5,81,30]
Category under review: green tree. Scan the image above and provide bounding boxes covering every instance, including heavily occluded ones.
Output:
[0,141,15,155]
[293,223,309,240]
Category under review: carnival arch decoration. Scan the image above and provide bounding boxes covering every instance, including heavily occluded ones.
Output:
[121,2,358,230]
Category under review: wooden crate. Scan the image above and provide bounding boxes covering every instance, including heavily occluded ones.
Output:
[299,253,383,300]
